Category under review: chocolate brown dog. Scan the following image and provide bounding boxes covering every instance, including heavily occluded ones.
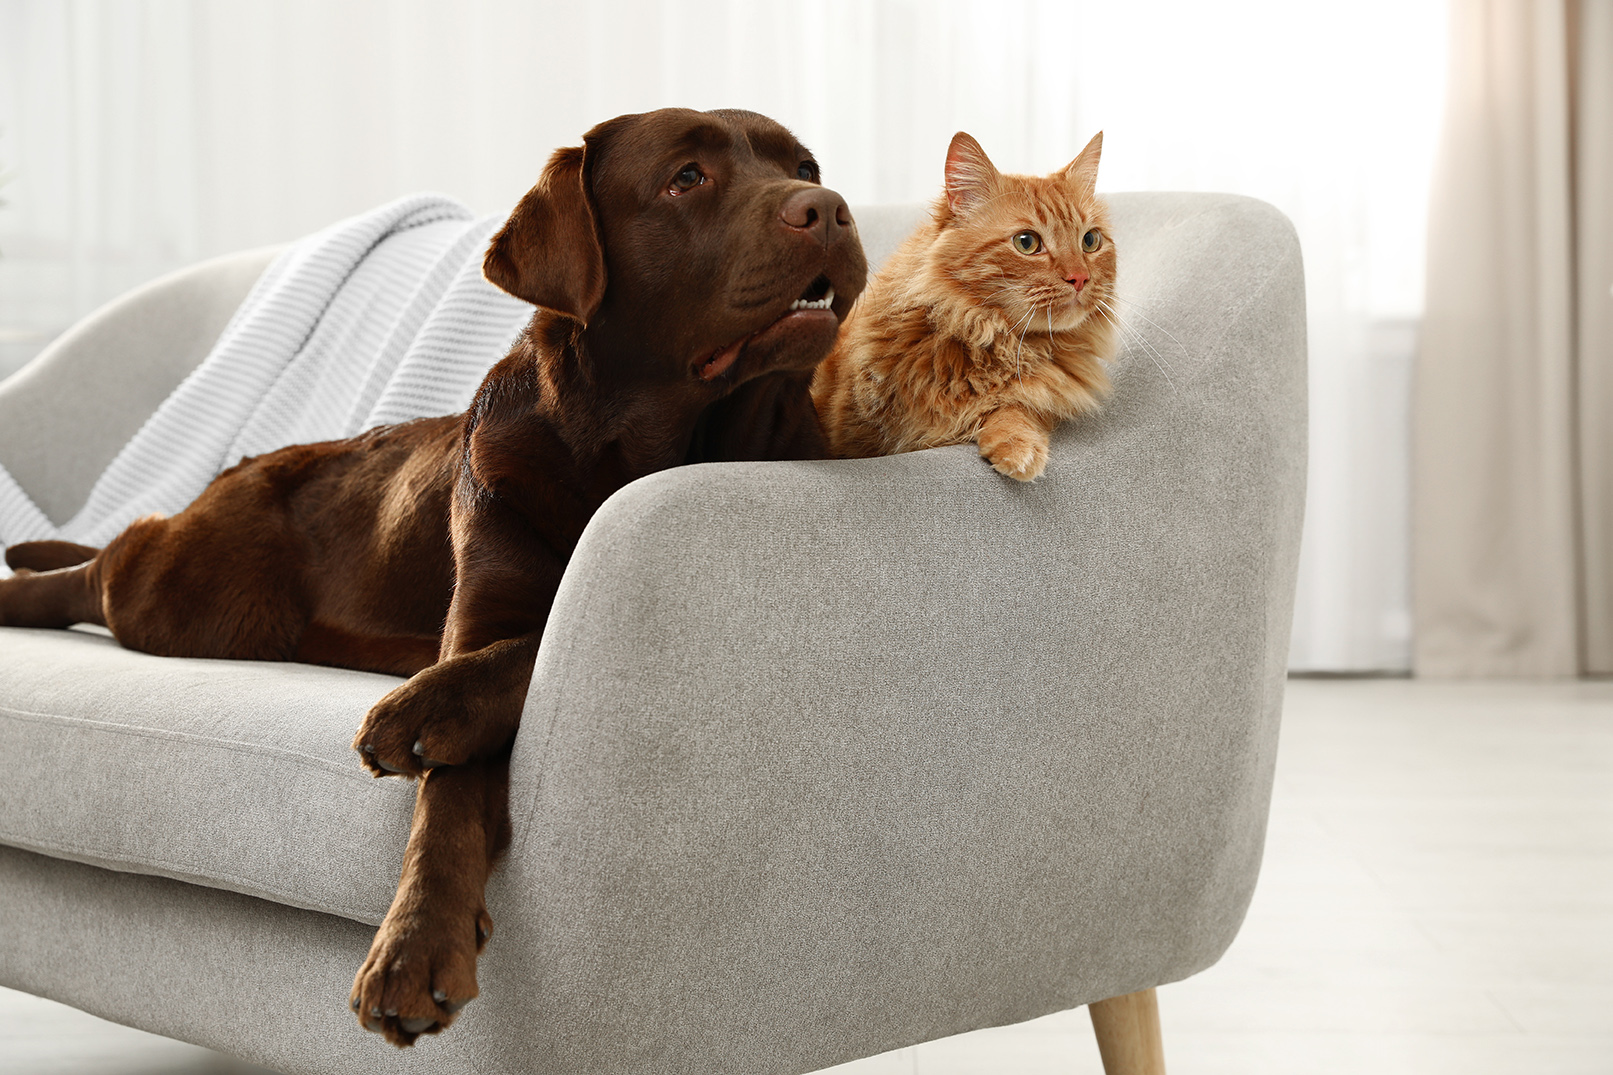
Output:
[0,108,867,1046]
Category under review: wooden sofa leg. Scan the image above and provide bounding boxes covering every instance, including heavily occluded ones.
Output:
[1088,987,1166,1075]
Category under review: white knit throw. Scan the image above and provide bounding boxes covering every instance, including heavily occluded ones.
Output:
[0,194,533,570]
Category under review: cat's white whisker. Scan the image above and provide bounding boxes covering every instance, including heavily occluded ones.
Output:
[1098,298,1178,394]
[1012,303,1037,384]
[1106,295,1189,355]
[1131,326,1179,381]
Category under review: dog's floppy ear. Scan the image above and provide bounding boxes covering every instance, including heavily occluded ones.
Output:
[484,145,606,325]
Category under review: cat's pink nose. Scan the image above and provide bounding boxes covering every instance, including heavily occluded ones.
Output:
[1067,272,1089,292]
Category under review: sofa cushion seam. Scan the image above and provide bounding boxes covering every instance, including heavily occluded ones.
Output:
[0,829,384,924]
[0,702,407,789]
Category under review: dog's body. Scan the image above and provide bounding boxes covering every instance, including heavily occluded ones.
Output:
[0,107,867,1046]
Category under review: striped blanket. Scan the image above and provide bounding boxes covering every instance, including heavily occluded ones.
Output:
[0,194,533,572]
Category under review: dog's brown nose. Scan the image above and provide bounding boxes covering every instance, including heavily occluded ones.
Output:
[780,187,851,243]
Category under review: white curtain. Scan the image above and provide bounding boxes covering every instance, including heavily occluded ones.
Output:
[0,0,1447,671]
[1414,0,1613,676]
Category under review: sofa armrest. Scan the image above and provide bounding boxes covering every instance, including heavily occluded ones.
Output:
[473,194,1307,1075]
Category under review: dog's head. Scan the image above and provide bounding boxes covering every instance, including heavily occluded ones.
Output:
[484,108,867,393]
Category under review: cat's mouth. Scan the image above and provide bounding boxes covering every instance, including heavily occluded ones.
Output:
[695,275,838,382]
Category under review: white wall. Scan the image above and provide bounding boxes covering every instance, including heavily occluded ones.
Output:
[0,0,1447,670]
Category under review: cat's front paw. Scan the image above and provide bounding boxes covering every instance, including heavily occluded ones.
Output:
[978,432,1049,482]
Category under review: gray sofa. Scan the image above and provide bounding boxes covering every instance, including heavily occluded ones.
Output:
[0,194,1306,1075]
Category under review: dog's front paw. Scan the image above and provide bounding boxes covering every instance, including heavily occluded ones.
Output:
[350,898,491,1047]
[353,643,530,777]
[353,676,446,778]
[350,674,499,779]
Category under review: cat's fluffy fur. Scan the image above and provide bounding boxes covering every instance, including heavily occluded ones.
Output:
[813,131,1116,481]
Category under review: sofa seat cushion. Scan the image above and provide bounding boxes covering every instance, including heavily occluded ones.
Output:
[0,625,414,924]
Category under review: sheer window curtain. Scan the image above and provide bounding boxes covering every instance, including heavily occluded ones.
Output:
[1414,0,1613,677]
[0,0,1447,672]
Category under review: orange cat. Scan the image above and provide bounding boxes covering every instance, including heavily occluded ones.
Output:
[813,131,1116,481]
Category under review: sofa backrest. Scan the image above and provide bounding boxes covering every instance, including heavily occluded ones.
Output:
[0,245,283,526]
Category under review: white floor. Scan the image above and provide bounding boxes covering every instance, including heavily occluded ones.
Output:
[3,677,1610,1074]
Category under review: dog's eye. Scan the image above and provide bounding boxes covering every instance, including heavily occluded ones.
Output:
[797,160,819,183]
[671,165,705,193]
[1082,229,1102,252]
[1011,231,1043,255]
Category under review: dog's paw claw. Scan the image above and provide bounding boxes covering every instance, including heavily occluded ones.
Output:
[412,741,447,769]
[351,900,486,1046]
[352,650,528,778]
[352,686,451,778]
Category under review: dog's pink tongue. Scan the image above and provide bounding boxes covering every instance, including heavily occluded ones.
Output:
[699,337,746,381]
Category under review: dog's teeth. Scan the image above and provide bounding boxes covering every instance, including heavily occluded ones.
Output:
[788,286,836,312]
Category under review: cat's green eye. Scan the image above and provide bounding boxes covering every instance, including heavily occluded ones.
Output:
[1011,231,1043,255]
[1082,229,1102,252]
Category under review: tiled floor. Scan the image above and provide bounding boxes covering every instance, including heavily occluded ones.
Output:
[3,677,1610,1074]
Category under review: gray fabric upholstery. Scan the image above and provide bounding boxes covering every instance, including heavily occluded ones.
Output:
[0,843,481,1074]
[0,626,412,923]
[0,245,283,526]
[0,193,1306,1075]
[850,202,931,270]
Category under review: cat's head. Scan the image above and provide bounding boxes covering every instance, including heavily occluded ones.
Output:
[929,131,1115,334]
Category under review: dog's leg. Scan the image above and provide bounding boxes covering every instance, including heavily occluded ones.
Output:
[348,618,537,1044]
[352,631,541,777]
[0,559,105,629]
[349,751,511,1047]
[5,539,101,572]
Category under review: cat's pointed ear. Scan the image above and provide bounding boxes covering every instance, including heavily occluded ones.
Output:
[1063,131,1103,200]
[944,132,1000,216]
